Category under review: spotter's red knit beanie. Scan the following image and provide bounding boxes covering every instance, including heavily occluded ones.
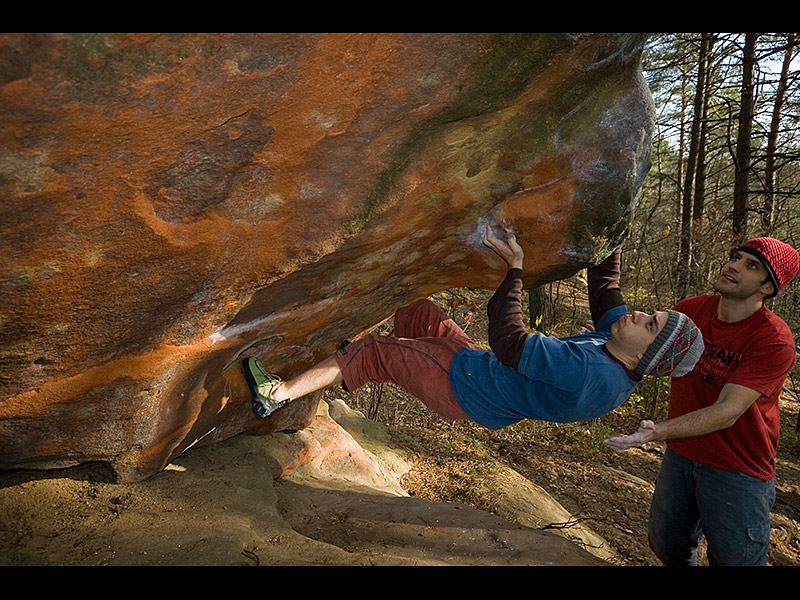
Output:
[737,238,799,298]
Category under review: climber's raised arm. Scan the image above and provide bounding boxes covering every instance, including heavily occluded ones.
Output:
[587,246,626,327]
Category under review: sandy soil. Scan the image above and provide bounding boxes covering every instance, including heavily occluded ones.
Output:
[0,397,608,567]
[391,391,800,566]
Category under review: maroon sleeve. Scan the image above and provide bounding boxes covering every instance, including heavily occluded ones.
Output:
[487,268,528,369]
[487,248,626,369]
[588,247,626,325]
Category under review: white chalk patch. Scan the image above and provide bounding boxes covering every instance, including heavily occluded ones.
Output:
[208,311,290,344]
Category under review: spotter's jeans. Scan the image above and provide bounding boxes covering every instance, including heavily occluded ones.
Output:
[648,448,775,566]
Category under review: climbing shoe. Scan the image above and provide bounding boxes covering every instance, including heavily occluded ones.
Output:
[339,340,351,392]
[242,357,291,418]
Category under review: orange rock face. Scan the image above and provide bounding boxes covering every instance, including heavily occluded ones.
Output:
[0,33,653,481]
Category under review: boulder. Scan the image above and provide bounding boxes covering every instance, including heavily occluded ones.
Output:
[0,33,654,481]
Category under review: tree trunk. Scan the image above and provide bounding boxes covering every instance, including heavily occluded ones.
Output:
[732,33,759,245]
[690,34,715,291]
[528,286,547,332]
[678,33,713,296]
[762,33,795,236]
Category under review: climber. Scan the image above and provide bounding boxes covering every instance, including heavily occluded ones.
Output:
[243,224,703,429]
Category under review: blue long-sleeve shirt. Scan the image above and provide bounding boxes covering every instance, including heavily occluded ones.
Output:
[449,303,636,428]
[449,250,639,429]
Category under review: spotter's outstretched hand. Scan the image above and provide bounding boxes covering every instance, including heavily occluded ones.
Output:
[483,224,524,270]
[603,420,658,451]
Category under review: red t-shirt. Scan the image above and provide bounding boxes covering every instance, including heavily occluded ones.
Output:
[667,295,796,480]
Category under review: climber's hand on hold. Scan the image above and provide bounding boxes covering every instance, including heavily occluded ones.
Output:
[483,224,524,270]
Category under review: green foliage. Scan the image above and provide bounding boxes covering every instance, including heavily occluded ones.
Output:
[548,420,620,452]
[623,375,671,422]
[623,286,663,314]
[468,438,486,452]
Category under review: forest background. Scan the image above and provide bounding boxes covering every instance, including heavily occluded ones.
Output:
[626,33,799,327]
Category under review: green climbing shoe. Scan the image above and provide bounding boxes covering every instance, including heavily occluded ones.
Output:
[242,357,291,418]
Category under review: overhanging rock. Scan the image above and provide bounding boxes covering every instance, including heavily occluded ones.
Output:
[0,33,654,482]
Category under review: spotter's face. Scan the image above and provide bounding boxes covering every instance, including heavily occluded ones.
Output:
[714,251,774,299]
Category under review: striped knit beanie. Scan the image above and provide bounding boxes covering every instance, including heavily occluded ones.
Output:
[636,310,704,378]
[736,237,799,299]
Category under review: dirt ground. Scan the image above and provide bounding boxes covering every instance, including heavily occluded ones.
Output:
[2,287,799,566]
[2,386,797,566]
[379,387,800,566]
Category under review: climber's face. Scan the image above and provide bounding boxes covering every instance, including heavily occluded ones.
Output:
[611,310,668,357]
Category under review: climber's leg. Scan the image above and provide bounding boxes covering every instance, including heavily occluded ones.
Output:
[393,298,474,346]
[272,355,341,402]
[245,354,342,418]
[248,298,476,420]
[333,334,472,421]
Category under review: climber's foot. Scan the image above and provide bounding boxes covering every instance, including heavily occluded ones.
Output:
[339,340,351,392]
[242,357,291,418]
